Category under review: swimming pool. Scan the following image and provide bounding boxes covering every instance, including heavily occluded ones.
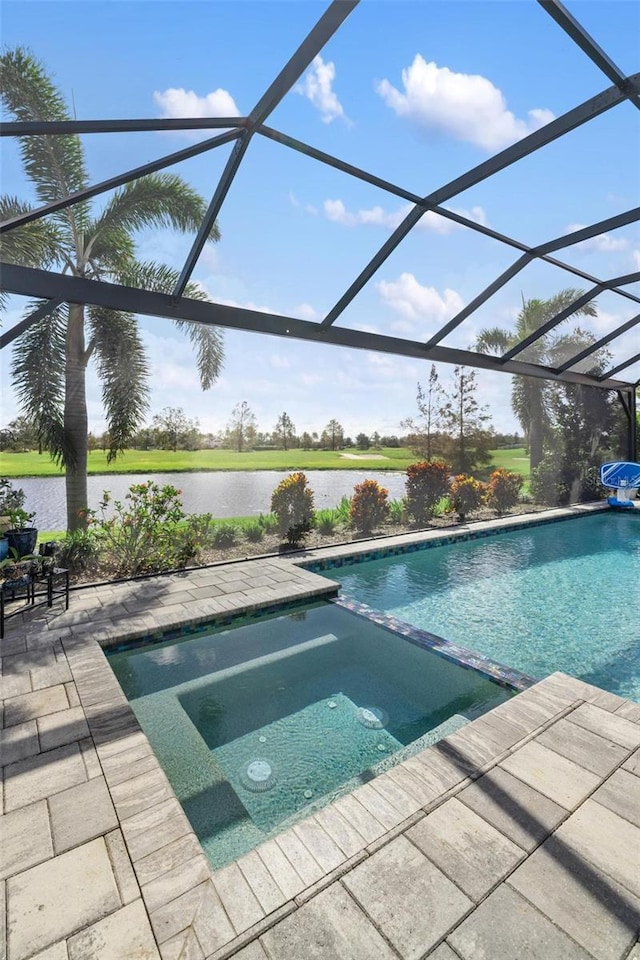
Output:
[108,601,511,867]
[319,511,640,701]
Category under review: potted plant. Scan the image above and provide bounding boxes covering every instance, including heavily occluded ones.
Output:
[0,479,26,559]
[6,508,38,557]
[0,548,39,591]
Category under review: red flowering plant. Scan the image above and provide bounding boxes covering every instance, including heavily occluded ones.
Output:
[405,460,451,525]
[450,474,486,521]
[86,481,188,575]
[486,469,524,515]
[349,479,389,535]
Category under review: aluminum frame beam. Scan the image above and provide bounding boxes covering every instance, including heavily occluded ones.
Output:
[501,287,603,362]
[1,263,634,394]
[602,352,640,381]
[0,298,63,350]
[0,118,247,136]
[555,311,640,373]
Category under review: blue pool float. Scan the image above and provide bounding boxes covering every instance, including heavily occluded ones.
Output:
[600,462,640,509]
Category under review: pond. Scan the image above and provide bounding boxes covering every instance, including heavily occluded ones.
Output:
[15,470,409,530]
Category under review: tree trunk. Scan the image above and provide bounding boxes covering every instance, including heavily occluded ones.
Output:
[529,419,544,470]
[65,304,89,532]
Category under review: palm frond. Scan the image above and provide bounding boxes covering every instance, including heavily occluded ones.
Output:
[0,196,63,267]
[87,174,220,259]
[0,48,89,234]
[119,260,225,389]
[475,327,511,356]
[10,300,66,461]
[87,307,150,460]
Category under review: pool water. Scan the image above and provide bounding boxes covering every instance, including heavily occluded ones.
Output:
[108,602,511,867]
[325,511,640,701]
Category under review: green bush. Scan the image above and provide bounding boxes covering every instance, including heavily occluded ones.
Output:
[487,469,524,514]
[270,472,315,545]
[405,460,451,524]
[0,478,26,516]
[314,509,340,536]
[258,512,278,534]
[388,498,407,524]
[55,529,100,574]
[530,457,570,506]
[450,474,486,520]
[349,480,389,535]
[211,522,240,549]
[244,520,264,543]
[335,496,351,524]
[86,481,186,576]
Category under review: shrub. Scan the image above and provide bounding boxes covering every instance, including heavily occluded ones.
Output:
[244,520,264,543]
[335,496,351,524]
[405,460,451,524]
[579,466,607,502]
[388,498,407,524]
[450,475,486,520]
[270,472,315,545]
[0,478,26,516]
[258,512,278,534]
[487,469,524,514]
[86,481,186,576]
[211,522,240,549]
[530,457,570,506]
[314,509,339,536]
[350,480,389,535]
[54,529,100,574]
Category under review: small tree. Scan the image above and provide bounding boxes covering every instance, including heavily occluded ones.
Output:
[321,419,344,451]
[273,412,296,451]
[356,433,370,450]
[226,401,257,453]
[270,472,315,545]
[402,366,445,460]
[350,480,389,535]
[151,407,200,452]
[439,366,493,473]
[299,431,313,450]
[405,460,451,524]
[487,469,524,514]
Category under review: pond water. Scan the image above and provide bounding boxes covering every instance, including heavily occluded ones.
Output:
[14,470,409,530]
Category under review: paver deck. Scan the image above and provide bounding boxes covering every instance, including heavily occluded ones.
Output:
[1,510,639,960]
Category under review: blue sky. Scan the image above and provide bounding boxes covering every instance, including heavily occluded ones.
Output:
[2,0,639,439]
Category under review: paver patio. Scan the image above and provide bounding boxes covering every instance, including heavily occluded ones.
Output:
[1,512,639,959]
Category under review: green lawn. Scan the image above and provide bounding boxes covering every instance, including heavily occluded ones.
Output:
[0,445,531,479]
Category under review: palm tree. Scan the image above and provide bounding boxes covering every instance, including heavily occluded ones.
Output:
[1,49,224,531]
[475,290,597,469]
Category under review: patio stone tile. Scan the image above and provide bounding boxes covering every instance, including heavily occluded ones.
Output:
[499,740,600,809]
[275,830,324,886]
[3,684,68,728]
[142,853,211,914]
[567,703,640,750]
[428,945,459,960]
[159,928,203,960]
[0,800,53,880]
[508,835,640,960]
[407,797,524,901]
[231,943,269,960]
[367,772,421,819]
[67,898,160,960]
[134,833,204,886]
[535,716,628,776]
[457,766,566,851]
[126,814,194,865]
[29,944,69,960]
[64,682,80,708]
[120,797,186,849]
[213,862,265,934]
[49,776,118,853]
[6,837,121,960]
[105,829,140,905]
[314,804,366,857]
[260,882,397,960]
[31,661,72,690]
[343,835,472,960]
[103,751,159,787]
[387,762,441,806]
[293,818,345,873]
[0,719,39,766]
[0,880,5,960]
[0,671,31,702]
[332,794,386,844]
[4,741,86,811]
[592,769,640,828]
[554,799,640,898]
[148,881,206,944]
[350,782,404,830]
[110,766,174,820]
[78,736,102,778]
[37,705,89,752]
[255,839,306,901]
[623,748,640,777]
[449,884,593,960]
[236,850,288,914]
[616,701,640,723]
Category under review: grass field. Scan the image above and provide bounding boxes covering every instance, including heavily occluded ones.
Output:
[0,446,531,478]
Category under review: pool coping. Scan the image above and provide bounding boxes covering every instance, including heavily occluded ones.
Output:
[4,501,640,959]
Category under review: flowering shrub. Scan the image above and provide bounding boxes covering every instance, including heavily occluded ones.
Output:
[450,474,486,520]
[270,472,315,545]
[86,481,187,575]
[350,480,389,535]
[486,469,524,514]
[405,460,451,524]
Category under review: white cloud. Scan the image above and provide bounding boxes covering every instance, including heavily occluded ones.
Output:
[294,303,322,322]
[270,355,291,370]
[376,55,554,151]
[376,272,464,327]
[154,87,240,119]
[295,55,348,124]
[565,224,629,253]
[632,249,640,269]
[322,198,487,234]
